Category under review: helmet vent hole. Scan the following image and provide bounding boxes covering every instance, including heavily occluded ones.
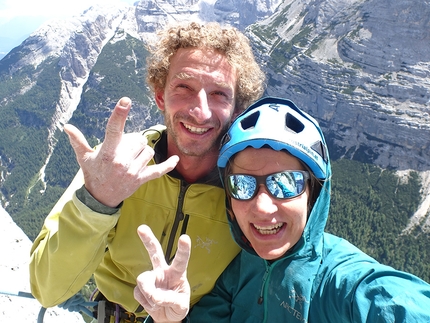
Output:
[240,111,260,130]
[311,141,328,162]
[285,113,304,133]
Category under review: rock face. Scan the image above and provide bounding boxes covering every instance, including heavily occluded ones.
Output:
[0,0,430,230]
[248,0,430,171]
[0,206,85,322]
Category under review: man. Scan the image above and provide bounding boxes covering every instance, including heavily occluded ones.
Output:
[30,21,265,322]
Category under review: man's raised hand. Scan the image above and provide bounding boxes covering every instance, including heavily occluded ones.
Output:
[64,97,179,207]
[134,225,191,323]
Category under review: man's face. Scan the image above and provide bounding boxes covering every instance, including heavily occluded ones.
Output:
[155,48,238,158]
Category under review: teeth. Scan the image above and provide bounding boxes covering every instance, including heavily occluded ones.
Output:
[253,223,283,235]
[183,123,209,134]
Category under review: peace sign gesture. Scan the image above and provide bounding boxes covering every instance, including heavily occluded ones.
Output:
[134,225,191,323]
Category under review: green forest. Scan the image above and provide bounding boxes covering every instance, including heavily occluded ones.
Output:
[326,160,430,281]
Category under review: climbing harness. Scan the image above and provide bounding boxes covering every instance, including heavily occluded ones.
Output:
[91,289,146,323]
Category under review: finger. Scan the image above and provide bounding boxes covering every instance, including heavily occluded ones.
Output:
[137,225,166,269]
[129,145,156,173]
[64,124,94,161]
[124,133,149,159]
[134,286,149,308]
[134,287,158,314]
[134,272,157,308]
[170,234,191,277]
[136,155,180,181]
[101,97,131,157]
[152,289,189,309]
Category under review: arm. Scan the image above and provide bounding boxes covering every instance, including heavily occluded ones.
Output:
[313,238,430,323]
[134,225,191,323]
[29,170,120,307]
[351,268,430,322]
[30,97,179,307]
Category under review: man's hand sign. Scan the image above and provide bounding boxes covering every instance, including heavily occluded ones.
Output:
[134,225,191,323]
[64,97,179,207]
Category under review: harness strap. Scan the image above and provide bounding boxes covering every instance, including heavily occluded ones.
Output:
[93,291,145,323]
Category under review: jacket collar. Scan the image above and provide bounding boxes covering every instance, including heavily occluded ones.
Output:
[153,129,223,188]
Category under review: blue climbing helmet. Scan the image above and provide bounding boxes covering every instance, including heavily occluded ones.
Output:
[218,96,329,180]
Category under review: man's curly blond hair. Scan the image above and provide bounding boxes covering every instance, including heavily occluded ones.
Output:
[146,21,266,112]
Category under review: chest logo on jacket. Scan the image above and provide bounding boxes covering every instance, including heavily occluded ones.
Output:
[194,236,218,253]
[279,288,309,322]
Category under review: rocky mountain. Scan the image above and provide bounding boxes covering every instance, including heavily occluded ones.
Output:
[250,0,430,171]
[0,0,429,265]
[0,205,85,322]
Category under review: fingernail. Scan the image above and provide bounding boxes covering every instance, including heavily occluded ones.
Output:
[119,97,131,107]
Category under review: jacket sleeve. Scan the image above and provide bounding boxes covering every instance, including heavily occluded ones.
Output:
[29,169,120,307]
[351,267,430,322]
[313,238,430,323]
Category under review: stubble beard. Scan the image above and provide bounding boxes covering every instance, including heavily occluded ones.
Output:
[165,113,230,158]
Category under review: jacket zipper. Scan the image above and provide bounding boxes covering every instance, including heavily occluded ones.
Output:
[258,264,271,304]
[165,180,189,264]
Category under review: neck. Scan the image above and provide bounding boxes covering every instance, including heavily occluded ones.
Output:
[165,133,220,183]
[174,153,218,183]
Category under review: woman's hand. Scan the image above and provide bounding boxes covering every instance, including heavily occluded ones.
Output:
[134,225,191,323]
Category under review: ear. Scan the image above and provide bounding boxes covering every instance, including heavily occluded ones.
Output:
[231,110,241,122]
[155,89,165,111]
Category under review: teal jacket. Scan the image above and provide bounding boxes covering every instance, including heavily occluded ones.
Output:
[189,159,430,322]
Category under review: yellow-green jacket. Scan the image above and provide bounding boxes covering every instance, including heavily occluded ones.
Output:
[30,125,240,316]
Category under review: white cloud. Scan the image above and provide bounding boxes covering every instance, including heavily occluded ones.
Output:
[0,0,136,23]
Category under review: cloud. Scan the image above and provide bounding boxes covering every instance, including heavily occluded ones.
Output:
[0,0,136,24]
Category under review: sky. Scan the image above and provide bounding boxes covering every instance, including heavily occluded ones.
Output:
[0,0,137,57]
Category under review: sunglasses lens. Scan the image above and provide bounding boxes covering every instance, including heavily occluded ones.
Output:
[226,174,257,200]
[226,171,307,200]
[266,171,305,199]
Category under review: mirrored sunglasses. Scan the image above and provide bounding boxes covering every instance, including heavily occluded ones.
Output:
[225,170,309,201]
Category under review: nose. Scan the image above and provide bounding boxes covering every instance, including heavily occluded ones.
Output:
[189,89,212,122]
[252,186,278,214]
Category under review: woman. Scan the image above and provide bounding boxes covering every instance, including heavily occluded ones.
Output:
[135,97,430,323]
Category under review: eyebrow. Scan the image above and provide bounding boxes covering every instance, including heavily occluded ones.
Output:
[173,72,233,90]
[174,72,192,80]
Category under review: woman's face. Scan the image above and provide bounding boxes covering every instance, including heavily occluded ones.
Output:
[230,148,309,260]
